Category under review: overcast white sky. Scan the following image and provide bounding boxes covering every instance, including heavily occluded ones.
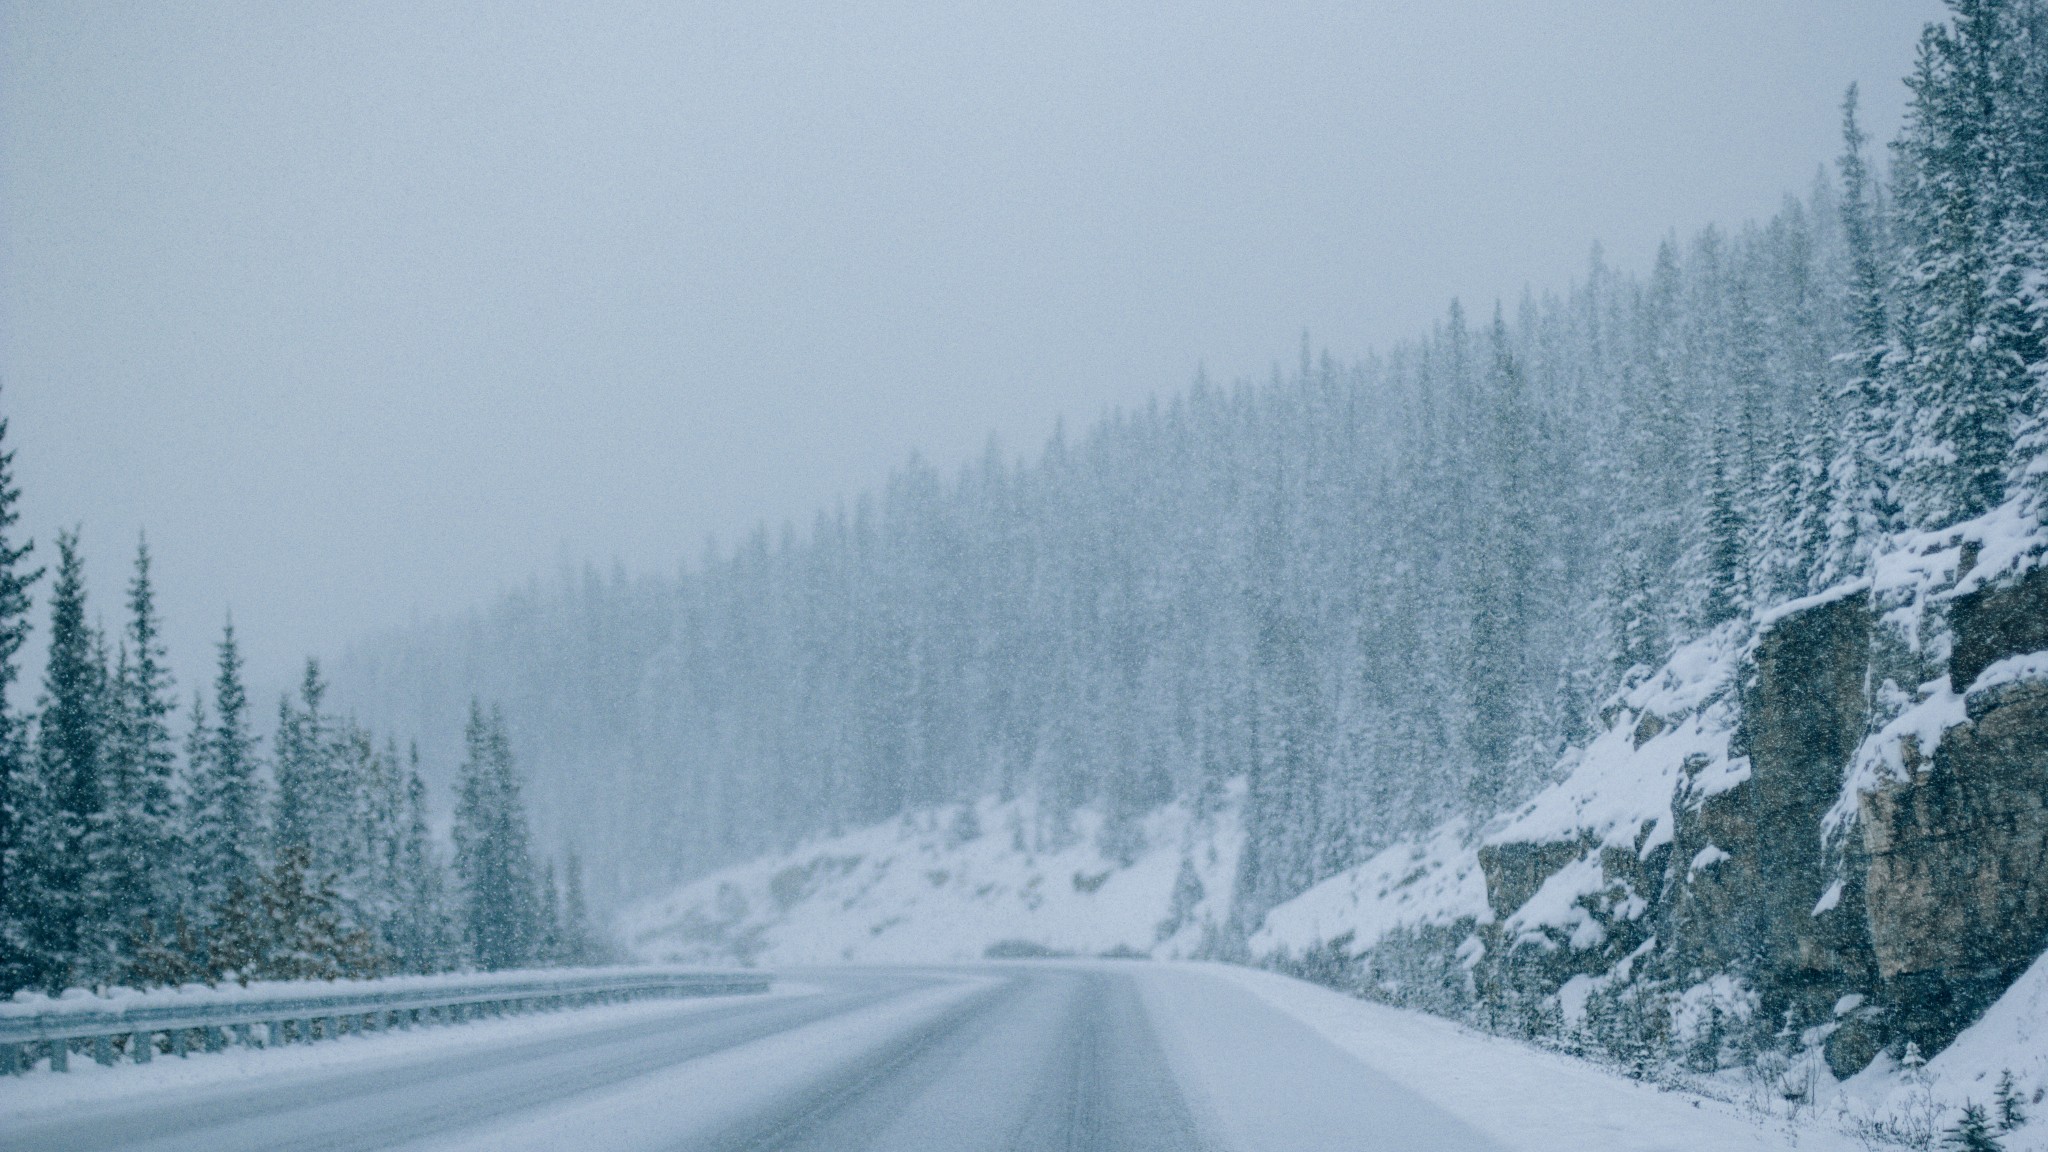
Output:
[3,0,1946,699]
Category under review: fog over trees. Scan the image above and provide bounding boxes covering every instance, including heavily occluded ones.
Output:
[337,0,2048,935]
[0,1,2040,995]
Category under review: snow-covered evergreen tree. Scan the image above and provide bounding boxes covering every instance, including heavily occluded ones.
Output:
[453,702,542,970]
[1825,84,1906,583]
[558,849,602,964]
[1890,0,2044,526]
[88,540,184,982]
[387,746,456,972]
[0,399,41,997]
[186,620,263,925]
[25,533,108,991]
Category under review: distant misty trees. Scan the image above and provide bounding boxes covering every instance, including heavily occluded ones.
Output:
[454,702,556,971]
[335,1,2048,945]
[0,423,605,996]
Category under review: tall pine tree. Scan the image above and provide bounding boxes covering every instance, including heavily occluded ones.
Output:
[30,532,105,990]
[0,397,41,996]
[188,620,263,926]
[1826,84,1905,583]
[388,744,454,973]
[90,539,182,981]
[1891,0,2041,525]
[272,659,337,867]
[453,702,541,970]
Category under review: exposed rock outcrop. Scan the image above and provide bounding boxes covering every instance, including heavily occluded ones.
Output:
[1477,836,1591,921]
[1948,562,2048,689]
[1255,519,2048,1082]
[1860,674,2048,1054]
[1656,590,1880,1043]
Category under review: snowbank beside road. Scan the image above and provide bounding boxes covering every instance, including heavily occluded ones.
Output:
[1210,963,1858,1152]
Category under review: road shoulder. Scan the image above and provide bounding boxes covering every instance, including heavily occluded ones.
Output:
[1196,963,1856,1152]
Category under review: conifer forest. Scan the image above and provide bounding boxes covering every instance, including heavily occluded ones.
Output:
[343,2,2048,935]
[0,457,606,993]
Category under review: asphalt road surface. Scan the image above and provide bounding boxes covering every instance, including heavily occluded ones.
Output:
[8,965,1504,1152]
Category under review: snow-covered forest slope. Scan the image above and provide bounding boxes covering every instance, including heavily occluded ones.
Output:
[339,0,2048,1098]
[622,787,1240,965]
[343,157,1870,916]
[1255,499,2048,1081]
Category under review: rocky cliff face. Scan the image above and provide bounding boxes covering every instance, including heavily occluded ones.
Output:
[1860,671,2048,1058]
[1255,507,2048,1081]
[1662,588,1881,1072]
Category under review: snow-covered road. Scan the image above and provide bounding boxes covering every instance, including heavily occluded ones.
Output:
[7,964,1820,1151]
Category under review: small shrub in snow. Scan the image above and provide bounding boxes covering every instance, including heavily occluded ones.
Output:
[1994,1070,2028,1134]
[1941,1103,2002,1151]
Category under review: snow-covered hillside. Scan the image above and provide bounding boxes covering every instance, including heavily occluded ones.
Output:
[621,786,1242,965]
[1247,497,2048,1147]
[1255,626,1743,970]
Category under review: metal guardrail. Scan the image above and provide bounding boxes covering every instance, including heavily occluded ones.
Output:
[0,967,769,1074]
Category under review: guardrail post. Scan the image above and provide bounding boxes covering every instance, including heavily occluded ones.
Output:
[92,1034,114,1067]
[2,1041,23,1074]
[133,1030,153,1063]
[170,1028,188,1058]
[234,1023,254,1048]
[48,1039,68,1072]
[204,1026,225,1052]
[266,1020,284,1047]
